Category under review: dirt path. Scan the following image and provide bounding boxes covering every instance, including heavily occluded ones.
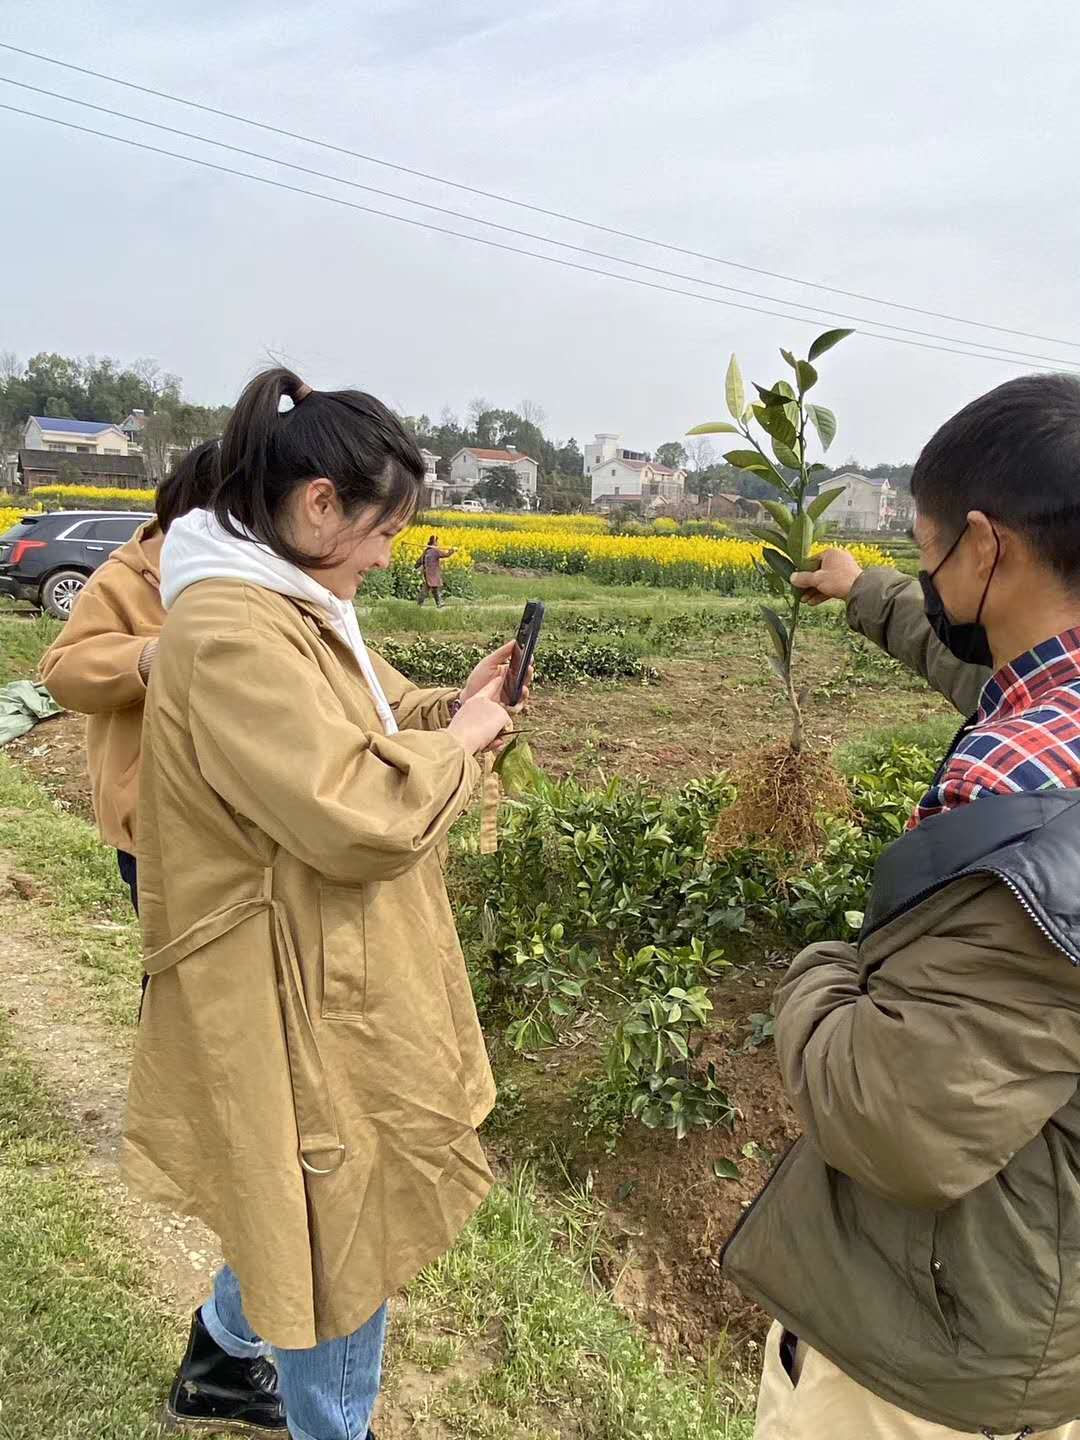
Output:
[0,850,478,1438]
[0,851,220,1317]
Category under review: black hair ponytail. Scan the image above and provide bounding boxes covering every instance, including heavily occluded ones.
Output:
[213,366,424,567]
[155,439,221,533]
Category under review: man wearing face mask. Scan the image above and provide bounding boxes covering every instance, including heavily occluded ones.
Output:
[728,373,1080,1439]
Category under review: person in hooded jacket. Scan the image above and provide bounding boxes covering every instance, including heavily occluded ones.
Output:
[40,441,220,913]
[123,368,522,1440]
[730,373,1080,1439]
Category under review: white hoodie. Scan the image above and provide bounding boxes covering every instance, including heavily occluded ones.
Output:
[160,508,398,735]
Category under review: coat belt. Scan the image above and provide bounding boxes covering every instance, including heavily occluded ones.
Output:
[142,868,345,1176]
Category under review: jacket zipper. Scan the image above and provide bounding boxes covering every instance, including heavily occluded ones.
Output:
[980,868,1078,966]
[866,867,1078,966]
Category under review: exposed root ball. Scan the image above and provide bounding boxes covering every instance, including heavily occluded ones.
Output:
[711,743,850,860]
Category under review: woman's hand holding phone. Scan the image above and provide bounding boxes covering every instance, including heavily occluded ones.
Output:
[447,672,512,756]
[461,641,533,712]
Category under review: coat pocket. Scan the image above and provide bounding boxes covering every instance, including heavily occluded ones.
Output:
[907,1216,959,1353]
[319,883,367,1021]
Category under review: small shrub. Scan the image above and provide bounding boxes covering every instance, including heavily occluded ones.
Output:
[375,635,658,687]
[608,941,737,1139]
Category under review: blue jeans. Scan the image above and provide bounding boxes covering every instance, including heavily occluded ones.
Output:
[202,1266,386,1440]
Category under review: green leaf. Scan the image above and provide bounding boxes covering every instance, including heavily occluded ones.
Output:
[754,383,792,409]
[725,353,746,421]
[771,437,803,471]
[807,327,854,362]
[754,559,786,598]
[753,404,798,450]
[761,499,793,532]
[713,1158,741,1180]
[748,523,789,547]
[762,547,795,584]
[768,655,789,685]
[780,348,797,369]
[845,909,865,930]
[787,513,814,566]
[723,449,772,474]
[807,404,837,452]
[686,420,741,436]
[760,606,790,663]
[796,359,818,393]
[494,735,545,798]
[807,485,845,520]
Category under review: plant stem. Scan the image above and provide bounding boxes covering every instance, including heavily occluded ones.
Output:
[785,392,811,754]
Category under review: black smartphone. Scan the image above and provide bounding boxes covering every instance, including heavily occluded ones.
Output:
[507,600,544,706]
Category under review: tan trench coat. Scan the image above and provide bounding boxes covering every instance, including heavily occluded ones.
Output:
[40,522,163,852]
[121,579,495,1347]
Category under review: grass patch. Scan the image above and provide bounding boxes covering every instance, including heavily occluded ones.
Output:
[402,1168,754,1439]
[0,1012,180,1438]
[0,614,60,685]
[0,756,141,1025]
[835,712,960,774]
[467,572,733,607]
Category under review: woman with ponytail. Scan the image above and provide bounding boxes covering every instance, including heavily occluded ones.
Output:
[123,369,518,1440]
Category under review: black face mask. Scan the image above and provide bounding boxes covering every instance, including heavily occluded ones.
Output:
[918,524,1000,669]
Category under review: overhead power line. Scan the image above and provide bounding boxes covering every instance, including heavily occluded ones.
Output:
[0,74,1067,370]
[3,100,1079,375]
[1,39,1077,354]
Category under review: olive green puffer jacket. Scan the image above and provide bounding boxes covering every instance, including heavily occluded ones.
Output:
[723,569,1080,1435]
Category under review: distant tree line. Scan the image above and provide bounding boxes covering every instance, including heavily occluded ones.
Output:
[0,350,232,481]
[1,351,913,504]
[398,399,590,511]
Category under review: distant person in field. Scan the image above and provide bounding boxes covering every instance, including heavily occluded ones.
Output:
[726,374,1080,1439]
[126,368,526,1440]
[39,442,219,916]
[417,531,455,607]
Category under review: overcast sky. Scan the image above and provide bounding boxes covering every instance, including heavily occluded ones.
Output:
[2,0,1079,464]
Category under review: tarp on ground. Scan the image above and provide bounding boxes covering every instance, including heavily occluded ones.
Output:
[0,681,63,746]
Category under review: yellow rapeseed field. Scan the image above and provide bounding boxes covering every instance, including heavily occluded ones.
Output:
[421,508,606,533]
[4,487,885,595]
[0,504,43,535]
[396,522,885,593]
[30,484,156,508]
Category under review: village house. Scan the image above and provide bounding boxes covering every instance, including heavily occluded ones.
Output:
[448,446,539,507]
[18,448,147,491]
[711,491,766,521]
[23,415,131,456]
[823,471,894,532]
[420,448,446,508]
[585,432,687,511]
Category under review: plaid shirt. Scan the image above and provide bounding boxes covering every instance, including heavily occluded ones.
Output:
[914,627,1080,826]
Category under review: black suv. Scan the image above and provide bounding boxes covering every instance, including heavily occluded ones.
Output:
[0,510,150,619]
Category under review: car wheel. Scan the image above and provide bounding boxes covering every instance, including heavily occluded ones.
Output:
[41,570,89,620]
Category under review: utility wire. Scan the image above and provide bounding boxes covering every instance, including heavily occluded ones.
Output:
[0,73,1067,370]
[1,39,1077,353]
[4,99,1078,375]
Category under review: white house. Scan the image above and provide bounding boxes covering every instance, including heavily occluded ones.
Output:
[23,415,130,456]
[420,448,447,508]
[448,447,539,506]
[585,433,686,510]
[824,472,893,532]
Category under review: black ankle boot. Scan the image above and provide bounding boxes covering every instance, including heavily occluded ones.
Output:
[165,1309,287,1435]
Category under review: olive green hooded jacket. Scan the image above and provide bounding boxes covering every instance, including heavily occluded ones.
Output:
[723,568,1080,1435]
